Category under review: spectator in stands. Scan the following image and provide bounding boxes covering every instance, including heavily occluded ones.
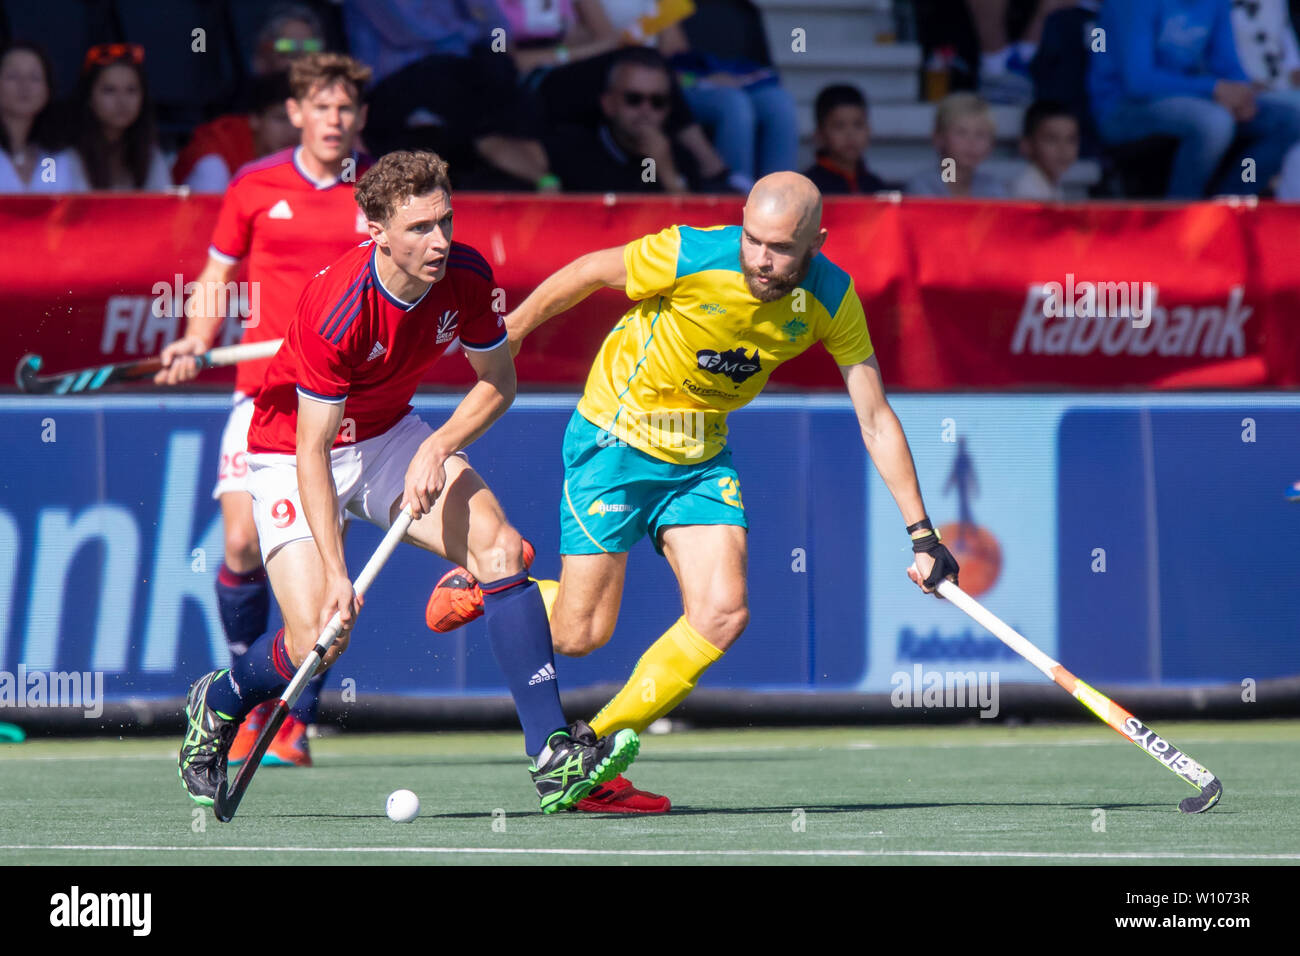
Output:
[802,84,888,194]
[0,42,60,192]
[544,47,713,192]
[968,0,1075,104]
[499,0,623,78]
[1090,0,1300,198]
[51,44,169,191]
[1231,0,1300,113]
[251,3,328,76]
[1010,99,1079,199]
[906,92,1007,197]
[172,73,298,193]
[1273,137,1300,197]
[342,0,557,189]
[1029,0,1100,156]
[518,0,741,191]
[655,15,800,182]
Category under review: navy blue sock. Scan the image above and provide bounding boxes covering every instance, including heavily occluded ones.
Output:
[290,672,324,724]
[480,573,567,757]
[204,627,296,721]
[215,564,270,657]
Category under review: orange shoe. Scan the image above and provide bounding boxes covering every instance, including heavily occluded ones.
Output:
[264,714,312,767]
[573,774,671,814]
[228,699,274,766]
[425,538,535,634]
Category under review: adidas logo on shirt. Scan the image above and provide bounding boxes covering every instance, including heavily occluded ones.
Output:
[528,662,557,686]
[268,199,293,219]
[366,342,386,361]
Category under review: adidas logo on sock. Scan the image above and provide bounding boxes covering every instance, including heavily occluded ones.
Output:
[528,662,557,686]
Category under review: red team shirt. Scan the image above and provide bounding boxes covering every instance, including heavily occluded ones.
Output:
[247,239,506,455]
[209,146,373,396]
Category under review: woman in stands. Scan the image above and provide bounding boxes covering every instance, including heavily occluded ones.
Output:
[0,42,61,192]
[53,44,170,191]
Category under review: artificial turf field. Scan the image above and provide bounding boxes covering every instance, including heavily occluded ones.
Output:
[1,720,1297,866]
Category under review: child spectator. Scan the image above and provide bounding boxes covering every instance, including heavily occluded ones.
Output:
[1010,99,1079,199]
[52,45,169,191]
[0,42,60,192]
[906,92,1007,197]
[802,84,888,194]
[172,72,297,193]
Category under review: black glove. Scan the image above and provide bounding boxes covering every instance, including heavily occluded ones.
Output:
[910,525,959,592]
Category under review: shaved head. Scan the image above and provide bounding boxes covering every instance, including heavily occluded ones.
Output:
[739,172,826,301]
[745,172,823,240]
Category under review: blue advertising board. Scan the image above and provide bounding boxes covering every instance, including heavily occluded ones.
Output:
[0,393,1296,703]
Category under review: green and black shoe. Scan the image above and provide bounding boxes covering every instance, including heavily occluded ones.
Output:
[531,719,640,815]
[178,671,237,807]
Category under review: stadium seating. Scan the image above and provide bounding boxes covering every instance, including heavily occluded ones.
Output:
[757,0,1100,195]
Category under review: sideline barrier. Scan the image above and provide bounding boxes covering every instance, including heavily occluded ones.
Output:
[3,195,1297,390]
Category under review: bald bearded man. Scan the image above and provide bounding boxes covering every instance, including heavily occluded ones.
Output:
[427,172,960,812]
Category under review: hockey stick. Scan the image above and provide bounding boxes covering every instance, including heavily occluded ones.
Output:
[935,578,1223,814]
[14,339,283,394]
[214,507,416,822]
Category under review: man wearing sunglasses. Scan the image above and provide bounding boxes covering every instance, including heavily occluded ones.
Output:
[252,3,328,76]
[545,47,708,194]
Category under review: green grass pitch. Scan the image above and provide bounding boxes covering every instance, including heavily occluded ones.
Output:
[1,721,1297,866]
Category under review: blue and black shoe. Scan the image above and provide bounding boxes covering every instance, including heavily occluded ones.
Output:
[531,720,639,815]
[178,671,236,807]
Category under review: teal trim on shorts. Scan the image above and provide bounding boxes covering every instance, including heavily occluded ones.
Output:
[559,410,747,556]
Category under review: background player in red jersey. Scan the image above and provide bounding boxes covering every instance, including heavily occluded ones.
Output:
[156,53,372,766]
[178,151,638,813]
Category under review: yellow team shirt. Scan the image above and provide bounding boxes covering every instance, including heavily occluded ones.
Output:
[576,224,875,465]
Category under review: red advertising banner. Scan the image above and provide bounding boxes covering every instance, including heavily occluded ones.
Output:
[1,194,1295,390]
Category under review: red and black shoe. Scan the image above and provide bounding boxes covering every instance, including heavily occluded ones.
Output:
[573,774,671,814]
[425,538,535,634]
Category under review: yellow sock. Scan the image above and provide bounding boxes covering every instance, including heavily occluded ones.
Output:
[534,578,559,621]
[590,617,723,737]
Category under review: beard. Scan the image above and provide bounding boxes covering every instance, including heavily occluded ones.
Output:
[740,247,814,302]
